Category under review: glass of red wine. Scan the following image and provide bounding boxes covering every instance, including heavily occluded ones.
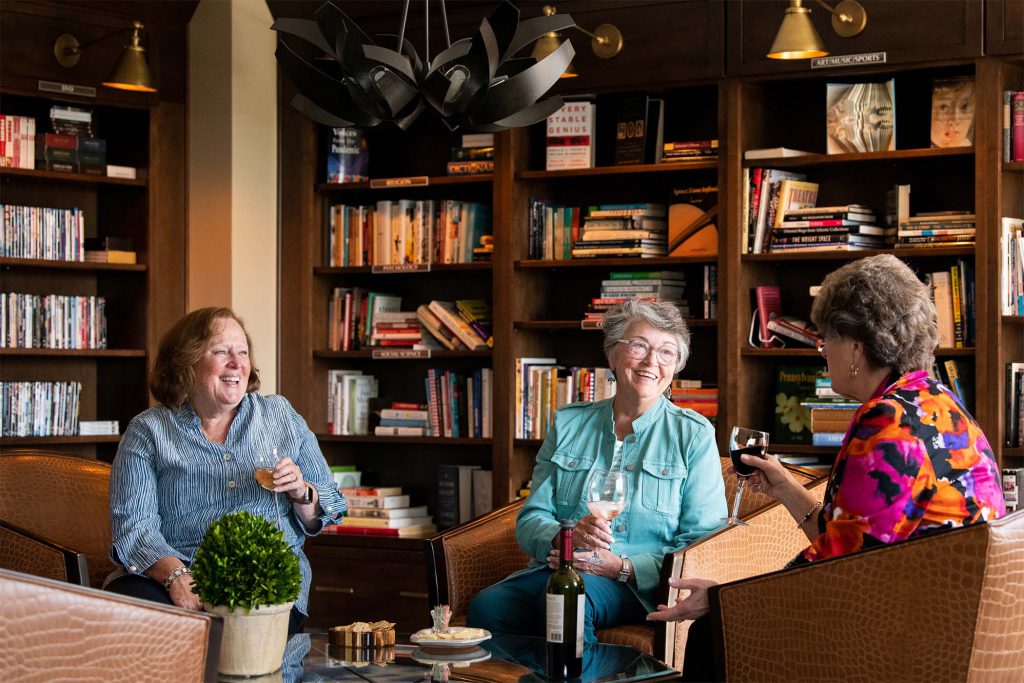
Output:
[722,427,769,526]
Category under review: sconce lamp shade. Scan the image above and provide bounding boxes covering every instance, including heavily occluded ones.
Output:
[767,0,828,60]
[102,21,157,92]
[531,31,577,78]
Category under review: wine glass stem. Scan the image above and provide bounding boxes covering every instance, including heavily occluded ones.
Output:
[273,491,282,529]
[731,479,745,521]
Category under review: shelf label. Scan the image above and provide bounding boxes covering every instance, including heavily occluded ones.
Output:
[811,52,886,69]
[580,319,604,330]
[369,176,429,189]
[371,349,431,360]
[371,263,432,274]
[38,80,96,98]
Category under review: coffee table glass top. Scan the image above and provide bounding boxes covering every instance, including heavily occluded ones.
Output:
[242,632,679,682]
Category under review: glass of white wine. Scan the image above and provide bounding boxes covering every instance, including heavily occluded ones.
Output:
[582,468,628,564]
[254,447,282,529]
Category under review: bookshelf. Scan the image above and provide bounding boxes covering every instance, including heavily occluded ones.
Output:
[274,0,1021,627]
[0,3,189,459]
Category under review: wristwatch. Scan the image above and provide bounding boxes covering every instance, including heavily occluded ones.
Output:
[617,555,632,583]
[294,483,314,505]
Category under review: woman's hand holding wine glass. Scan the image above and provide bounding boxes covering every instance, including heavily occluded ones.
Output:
[722,427,769,526]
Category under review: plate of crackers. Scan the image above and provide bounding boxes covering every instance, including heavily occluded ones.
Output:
[409,626,492,648]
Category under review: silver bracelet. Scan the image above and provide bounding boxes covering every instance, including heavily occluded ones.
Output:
[162,565,191,589]
[797,501,822,528]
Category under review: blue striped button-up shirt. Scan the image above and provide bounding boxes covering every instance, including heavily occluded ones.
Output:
[109,393,346,615]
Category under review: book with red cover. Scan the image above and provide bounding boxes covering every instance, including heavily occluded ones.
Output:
[755,285,783,348]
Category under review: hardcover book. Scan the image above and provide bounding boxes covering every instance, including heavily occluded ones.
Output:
[326,127,368,183]
[546,100,595,171]
[826,80,895,154]
[614,94,647,166]
[930,76,975,148]
[774,365,827,445]
[668,184,718,257]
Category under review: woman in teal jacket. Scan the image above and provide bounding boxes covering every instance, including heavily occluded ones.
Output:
[467,299,726,644]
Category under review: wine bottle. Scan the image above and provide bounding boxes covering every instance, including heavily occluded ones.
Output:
[546,519,585,679]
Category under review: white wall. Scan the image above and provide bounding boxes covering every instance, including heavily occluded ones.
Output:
[189,0,279,393]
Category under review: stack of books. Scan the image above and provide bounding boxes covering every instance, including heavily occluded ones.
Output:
[571,204,668,258]
[583,270,688,326]
[1001,218,1023,315]
[42,107,103,174]
[801,378,860,447]
[374,404,430,436]
[669,380,717,424]
[330,486,435,538]
[369,310,422,348]
[447,132,494,175]
[527,200,582,260]
[0,114,35,169]
[0,205,84,261]
[326,370,378,435]
[0,380,81,436]
[662,139,718,161]
[897,211,976,248]
[423,300,489,350]
[84,237,136,264]
[771,204,888,252]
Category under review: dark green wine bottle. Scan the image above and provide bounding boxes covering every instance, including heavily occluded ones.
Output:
[546,519,585,679]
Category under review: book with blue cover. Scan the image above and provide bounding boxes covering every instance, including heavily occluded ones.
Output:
[326,128,368,183]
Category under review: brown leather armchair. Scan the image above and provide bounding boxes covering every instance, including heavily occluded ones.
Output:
[0,451,114,588]
[425,457,826,667]
[0,519,89,585]
[707,509,1024,682]
[0,568,223,682]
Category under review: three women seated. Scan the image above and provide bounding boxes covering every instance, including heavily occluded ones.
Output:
[104,255,1006,660]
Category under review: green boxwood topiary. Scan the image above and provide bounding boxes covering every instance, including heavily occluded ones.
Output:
[191,511,301,612]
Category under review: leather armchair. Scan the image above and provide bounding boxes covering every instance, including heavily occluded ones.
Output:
[425,457,826,666]
[0,568,222,682]
[0,519,88,585]
[707,509,1024,682]
[0,451,114,588]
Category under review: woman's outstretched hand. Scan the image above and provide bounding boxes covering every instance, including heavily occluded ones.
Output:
[646,577,717,622]
[736,453,792,499]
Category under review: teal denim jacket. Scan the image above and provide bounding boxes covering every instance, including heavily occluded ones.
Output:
[515,396,727,611]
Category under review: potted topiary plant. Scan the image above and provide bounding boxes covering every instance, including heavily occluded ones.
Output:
[191,510,302,677]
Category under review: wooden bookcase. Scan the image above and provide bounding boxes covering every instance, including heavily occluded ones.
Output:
[274,0,1021,630]
[0,2,190,460]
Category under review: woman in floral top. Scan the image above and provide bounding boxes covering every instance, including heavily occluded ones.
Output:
[648,255,1005,679]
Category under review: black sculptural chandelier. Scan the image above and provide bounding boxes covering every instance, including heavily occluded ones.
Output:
[272,0,576,131]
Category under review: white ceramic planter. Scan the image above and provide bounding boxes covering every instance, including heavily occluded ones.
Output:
[204,601,294,677]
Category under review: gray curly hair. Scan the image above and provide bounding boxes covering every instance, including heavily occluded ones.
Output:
[602,298,691,373]
[810,254,938,374]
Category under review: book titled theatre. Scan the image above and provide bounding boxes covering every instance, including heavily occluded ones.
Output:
[546,100,595,171]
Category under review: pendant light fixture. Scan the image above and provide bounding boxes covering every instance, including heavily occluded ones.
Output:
[273,0,577,131]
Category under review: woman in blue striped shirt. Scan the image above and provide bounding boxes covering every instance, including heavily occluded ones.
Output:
[105,307,346,635]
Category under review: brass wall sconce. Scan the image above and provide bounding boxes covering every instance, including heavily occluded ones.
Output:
[767,0,867,60]
[53,20,157,92]
[531,5,623,78]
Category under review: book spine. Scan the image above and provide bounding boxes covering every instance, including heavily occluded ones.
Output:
[950,265,964,348]
[1013,92,1024,162]
[1004,90,1013,164]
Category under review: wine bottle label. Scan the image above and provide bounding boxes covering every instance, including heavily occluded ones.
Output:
[546,594,565,643]
[574,597,585,657]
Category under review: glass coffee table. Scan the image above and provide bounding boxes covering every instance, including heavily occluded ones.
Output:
[260,632,680,682]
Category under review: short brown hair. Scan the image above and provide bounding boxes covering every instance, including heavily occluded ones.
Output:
[811,254,937,374]
[150,307,260,409]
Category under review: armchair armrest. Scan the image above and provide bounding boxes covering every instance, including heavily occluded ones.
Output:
[425,499,530,623]
[663,477,828,669]
[0,519,88,586]
[707,522,992,682]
